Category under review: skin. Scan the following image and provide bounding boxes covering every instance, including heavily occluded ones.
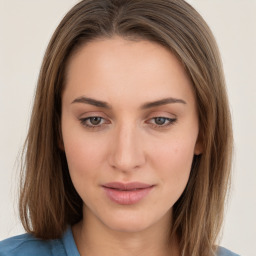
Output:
[61,36,202,256]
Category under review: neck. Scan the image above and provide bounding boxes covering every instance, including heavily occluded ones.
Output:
[72,207,180,256]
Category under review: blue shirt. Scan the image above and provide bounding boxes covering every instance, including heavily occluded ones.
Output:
[0,226,239,256]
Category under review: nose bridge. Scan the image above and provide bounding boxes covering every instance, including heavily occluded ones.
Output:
[109,121,145,171]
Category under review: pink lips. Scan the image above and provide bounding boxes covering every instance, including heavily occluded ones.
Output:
[102,182,154,205]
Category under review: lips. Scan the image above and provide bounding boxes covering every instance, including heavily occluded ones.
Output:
[102,182,154,205]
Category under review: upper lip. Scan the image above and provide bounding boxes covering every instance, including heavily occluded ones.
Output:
[102,182,154,190]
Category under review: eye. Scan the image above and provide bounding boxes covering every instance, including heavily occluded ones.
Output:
[154,117,169,125]
[79,116,107,129]
[79,115,176,130]
[147,117,177,128]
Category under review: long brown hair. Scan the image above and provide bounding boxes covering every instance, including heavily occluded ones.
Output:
[19,0,233,255]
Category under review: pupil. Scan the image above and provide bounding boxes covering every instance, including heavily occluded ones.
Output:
[155,117,166,125]
[90,117,101,125]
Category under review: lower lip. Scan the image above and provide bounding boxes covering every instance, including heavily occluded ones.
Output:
[103,186,154,205]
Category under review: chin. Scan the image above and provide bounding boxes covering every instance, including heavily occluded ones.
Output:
[107,219,150,233]
[101,210,164,234]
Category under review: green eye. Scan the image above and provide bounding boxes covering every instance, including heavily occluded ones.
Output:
[149,117,177,128]
[80,116,105,128]
[79,116,176,130]
[154,117,168,125]
[89,117,102,125]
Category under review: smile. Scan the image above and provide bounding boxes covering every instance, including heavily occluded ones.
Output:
[102,182,155,205]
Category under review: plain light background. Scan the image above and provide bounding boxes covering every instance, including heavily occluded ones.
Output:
[0,1,255,255]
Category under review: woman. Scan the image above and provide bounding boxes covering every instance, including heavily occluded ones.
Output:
[0,0,238,255]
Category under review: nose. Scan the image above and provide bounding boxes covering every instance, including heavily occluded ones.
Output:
[108,123,146,172]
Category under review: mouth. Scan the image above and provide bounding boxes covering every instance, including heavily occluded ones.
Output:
[102,182,155,205]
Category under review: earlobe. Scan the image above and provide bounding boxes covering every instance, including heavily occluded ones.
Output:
[194,141,203,155]
[58,138,65,151]
[194,132,203,155]
[57,124,65,151]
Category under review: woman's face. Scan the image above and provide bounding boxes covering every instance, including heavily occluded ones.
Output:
[61,36,202,233]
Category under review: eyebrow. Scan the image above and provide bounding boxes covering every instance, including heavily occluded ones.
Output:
[71,96,186,109]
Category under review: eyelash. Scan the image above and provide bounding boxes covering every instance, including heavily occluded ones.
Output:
[79,116,177,130]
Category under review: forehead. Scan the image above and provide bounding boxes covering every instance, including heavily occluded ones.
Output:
[63,36,195,107]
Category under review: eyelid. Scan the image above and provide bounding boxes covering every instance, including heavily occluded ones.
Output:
[78,112,177,130]
[78,111,108,119]
[146,110,176,118]
[146,116,177,129]
[79,115,110,127]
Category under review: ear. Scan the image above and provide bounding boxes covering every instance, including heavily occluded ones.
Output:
[58,137,65,151]
[57,122,65,151]
[194,132,203,155]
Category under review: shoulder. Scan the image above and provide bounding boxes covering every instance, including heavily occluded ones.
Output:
[0,233,66,256]
[217,246,240,256]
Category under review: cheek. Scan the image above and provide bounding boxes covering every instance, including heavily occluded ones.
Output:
[152,137,196,193]
[62,123,107,183]
[153,135,196,169]
[62,132,110,207]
